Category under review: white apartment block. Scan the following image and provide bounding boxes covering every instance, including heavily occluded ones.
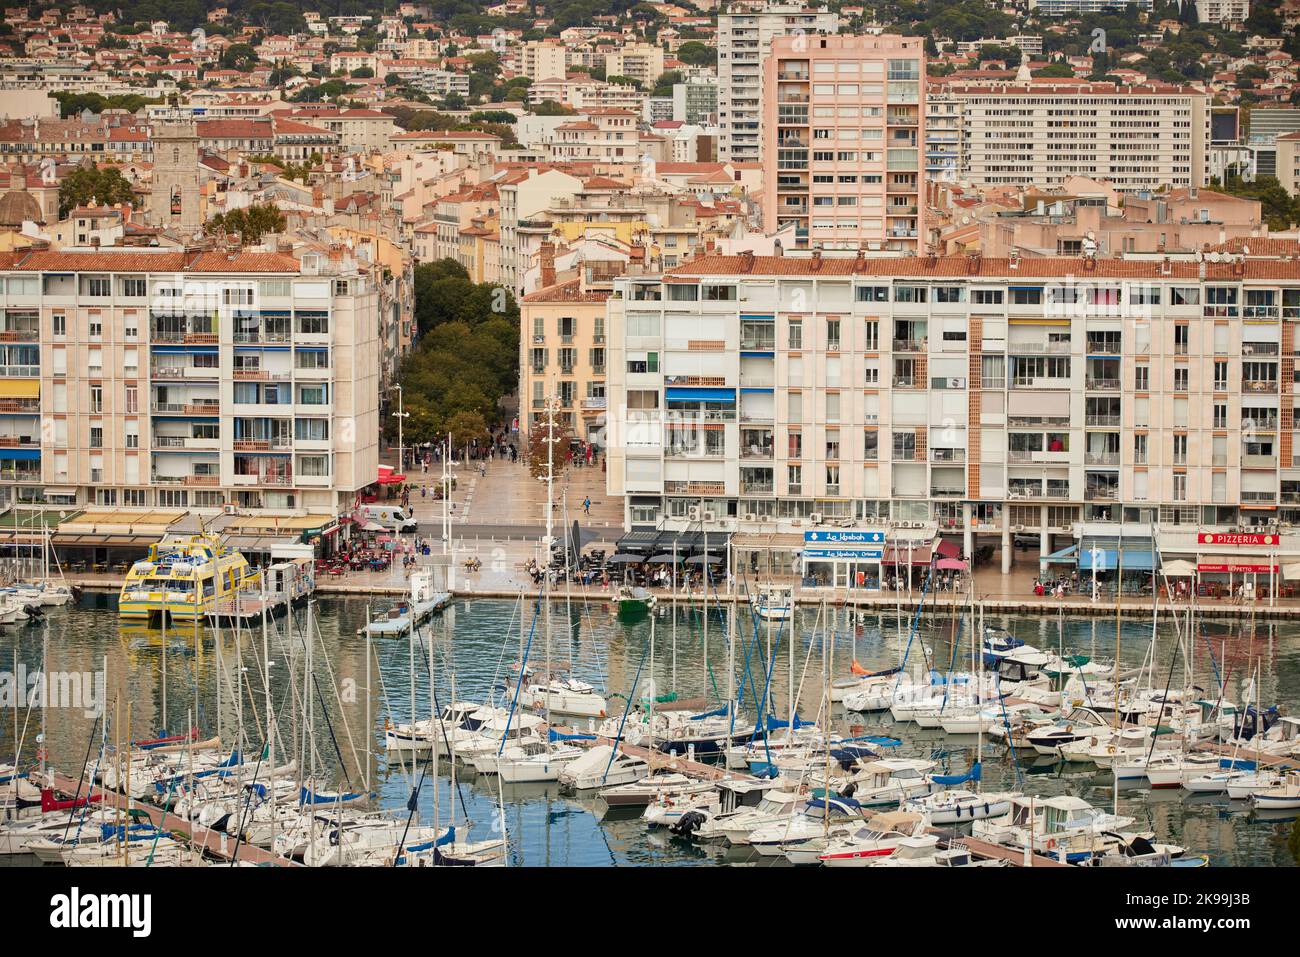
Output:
[1029,0,1152,12]
[1196,0,1250,22]
[604,42,666,89]
[0,248,379,514]
[606,251,1300,583]
[522,40,568,81]
[948,82,1210,191]
[718,5,838,165]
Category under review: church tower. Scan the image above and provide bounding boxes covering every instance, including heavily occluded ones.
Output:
[150,116,200,231]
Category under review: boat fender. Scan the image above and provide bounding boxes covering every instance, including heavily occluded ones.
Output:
[329,829,341,846]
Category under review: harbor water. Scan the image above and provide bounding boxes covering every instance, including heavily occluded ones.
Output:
[2,593,1298,866]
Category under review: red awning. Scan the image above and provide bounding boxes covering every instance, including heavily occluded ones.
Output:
[935,538,960,560]
[882,543,934,565]
[377,471,406,485]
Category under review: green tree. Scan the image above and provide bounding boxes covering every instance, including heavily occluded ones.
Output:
[203,203,287,243]
[676,40,716,67]
[58,166,136,217]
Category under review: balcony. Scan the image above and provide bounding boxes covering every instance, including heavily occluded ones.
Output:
[1242,453,1278,468]
[1085,414,1120,427]
[892,338,926,352]
[1241,490,1277,503]
[1243,379,1278,394]
[0,365,39,377]
[1242,342,1279,356]
[1085,452,1120,466]
[233,331,293,344]
[233,439,292,452]
[0,329,39,343]
[931,449,966,463]
[740,481,774,494]
[1085,377,1120,391]
[151,362,218,379]
[1085,484,1119,501]
[739,334,776,350]
[234,368,292,382]
[153,401,220,415]
[0,399,39,413]
[930,486,964,497]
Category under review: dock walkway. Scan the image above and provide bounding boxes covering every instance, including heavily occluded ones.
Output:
[48,772,298,867]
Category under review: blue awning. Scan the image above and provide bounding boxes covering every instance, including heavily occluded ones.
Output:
[0,448,40,460]
[740,387,773,394]
[1079,548,1117,571]
[665,387,736,403]
[740,351,775,358]
[1040,544,1078,565]
[1119,549,1156,571]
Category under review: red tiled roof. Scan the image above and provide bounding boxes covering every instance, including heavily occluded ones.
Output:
[665,254,1300,280]
[7,250,300,273]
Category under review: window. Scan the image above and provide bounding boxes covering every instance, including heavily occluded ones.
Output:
[825,430,840,459]
[787,464,802,495]
[626,353,658,374]
[1171,287,1200,306]
[1214,403,1227,428]
[1173,368,1188,392]
[863,320,879,351]
[1134,434,1147,465]
[826,318,840,349]
[88,318,102,338]
[1214,361,1229,390]
[864,430,878,460]
[1173,434,1188,465]
[1174,325,1189,355]
[1010,287,1042,305]
[121,278,147,297]
[300,455,329,477]
[90,385,103,413]
[894,286,928,303]
[295,418,330,441]
[52,314,65,337]
[788,319,802,350]
[1134,365,1149,391]
[89,427,103,449]
[934,287,964,303]
[972,289,1003,305]
[295,349,329,370]
[855,286,889,302]
[297,312,330,335]
[86,277,110,297]
[701,284,736,301]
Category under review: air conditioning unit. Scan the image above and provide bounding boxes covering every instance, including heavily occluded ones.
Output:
[688,506,700,521]
[224,503,238,515]
[743,512,757,522]
[1012,524,1025,533]
[702,510,717,522]
[810,511,824,525]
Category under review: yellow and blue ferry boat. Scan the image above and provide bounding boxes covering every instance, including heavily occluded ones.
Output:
[118,532,261,622]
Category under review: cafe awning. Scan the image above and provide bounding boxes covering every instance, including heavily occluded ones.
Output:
[882,542,932,565]
[1040,544,1078,565]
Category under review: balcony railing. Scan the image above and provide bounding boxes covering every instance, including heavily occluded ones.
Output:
[892,338,926,352]
[1085,414,1120,427]
[0,330,39,342]
[1243,380,1278,394]
[1085,452,1120,466]
[931,449,965,463]
[1085,485,1119,501]
[1242,342,1279,355]
[0,399,39,413]
[1085,377,1120,391]
[930,486,964,497]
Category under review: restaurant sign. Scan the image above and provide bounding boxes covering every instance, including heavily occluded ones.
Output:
[1197,533,1278,547]
[1196,562,1279,574]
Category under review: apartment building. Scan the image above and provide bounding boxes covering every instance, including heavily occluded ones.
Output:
[1195,0,1250,22]
[521,40,568,81]
[519,253,610,438]
[604,42,665,89]
[762,34,926,253]
[605,250,1300,584]
[946,81,1210,191]
[718,5,838,165]
[673,79,719,125]
[0,247,378,513]
[1028,0,1152,12]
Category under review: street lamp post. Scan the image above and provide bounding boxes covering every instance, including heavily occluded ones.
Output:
[390,385,409,474]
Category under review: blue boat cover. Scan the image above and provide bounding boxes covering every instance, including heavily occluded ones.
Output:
[931,761,982,786]
[766,713,812,731]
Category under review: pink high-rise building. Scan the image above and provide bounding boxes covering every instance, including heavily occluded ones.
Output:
[762,33,926,253]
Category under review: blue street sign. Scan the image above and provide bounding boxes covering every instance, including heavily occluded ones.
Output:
[804,530,885,544]
[802,548,883,559]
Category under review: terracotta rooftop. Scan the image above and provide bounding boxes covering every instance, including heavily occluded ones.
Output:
[664,254,1300,281]
[0,249,301,273]
[522,277,610,303]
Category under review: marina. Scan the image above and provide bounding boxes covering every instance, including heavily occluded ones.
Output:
[2,588,1298,869]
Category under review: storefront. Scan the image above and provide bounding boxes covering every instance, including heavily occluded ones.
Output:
[800,529,893,590]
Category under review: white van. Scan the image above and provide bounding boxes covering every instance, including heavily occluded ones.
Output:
[360,504,418,533]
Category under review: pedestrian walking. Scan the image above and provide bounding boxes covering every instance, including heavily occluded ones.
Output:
[583,496,591,515]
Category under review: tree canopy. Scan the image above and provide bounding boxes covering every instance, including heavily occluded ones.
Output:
[58,166,136,218]
[203,203,287,244]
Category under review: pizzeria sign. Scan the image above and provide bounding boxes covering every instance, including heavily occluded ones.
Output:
[1197,533,1279,547]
